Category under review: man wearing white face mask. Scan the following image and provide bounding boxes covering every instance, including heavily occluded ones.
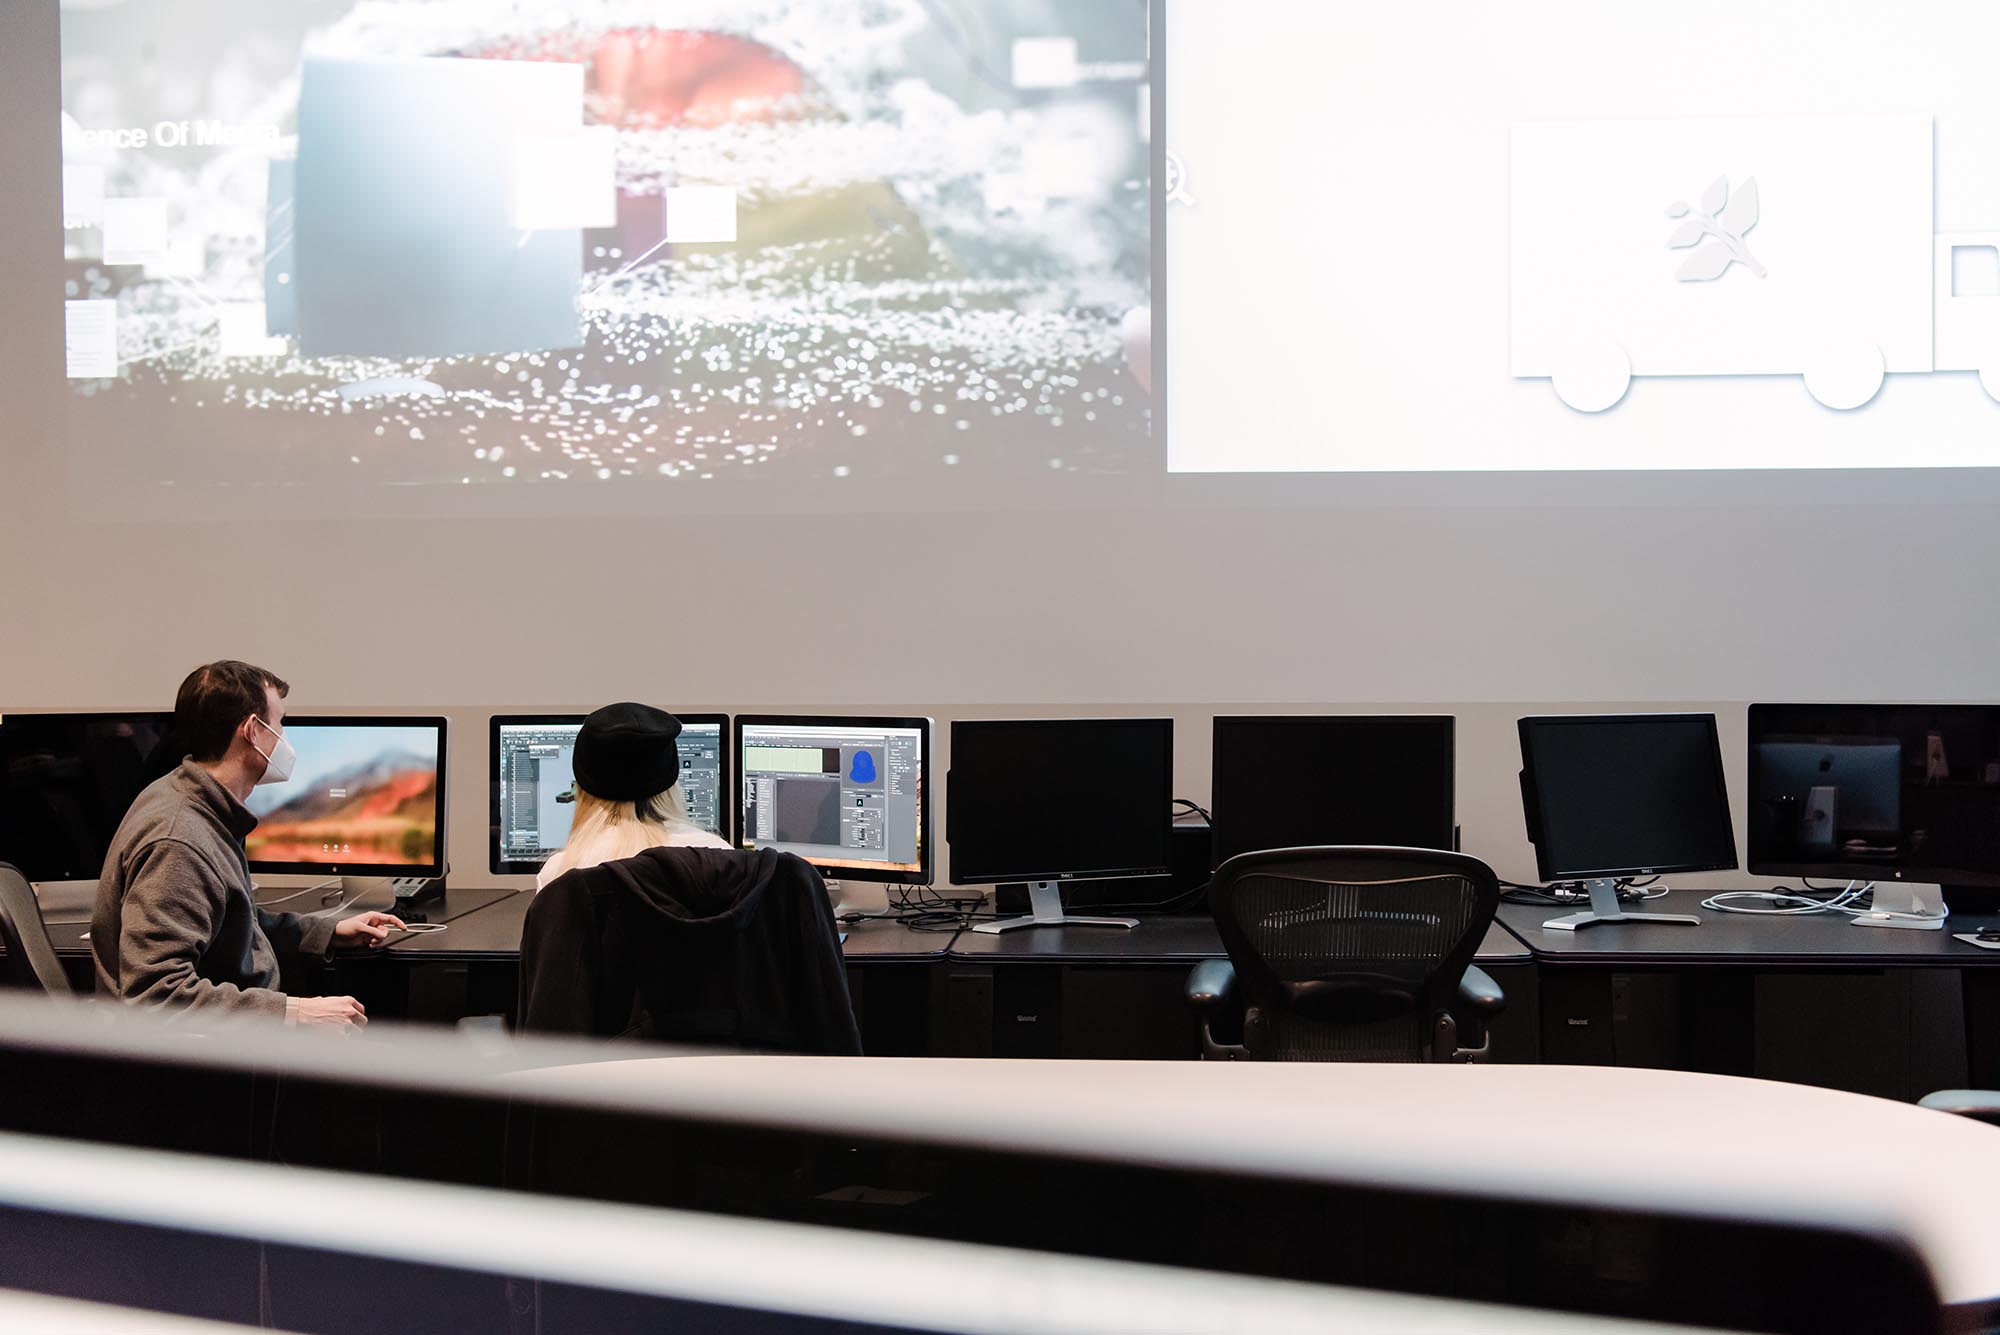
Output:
[89,661,401,1029]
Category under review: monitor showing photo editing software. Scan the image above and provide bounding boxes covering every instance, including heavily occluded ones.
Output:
[243,716,446,878]
[490,713,728,875]
[735,716,930,884]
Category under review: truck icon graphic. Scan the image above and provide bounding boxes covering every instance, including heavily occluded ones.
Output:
[1511,115,2000,412]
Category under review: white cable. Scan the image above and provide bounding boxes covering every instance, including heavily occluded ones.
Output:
[1700,881,1867,915]
[1700,881,1944,922]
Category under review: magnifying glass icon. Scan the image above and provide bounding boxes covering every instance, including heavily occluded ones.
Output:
[1165,152,1197,207]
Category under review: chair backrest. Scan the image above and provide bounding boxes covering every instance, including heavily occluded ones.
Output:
[1209,846,1498,1062]
[0,863,73,995]
[521,846,860,1054]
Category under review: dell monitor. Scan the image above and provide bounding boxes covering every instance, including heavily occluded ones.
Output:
[1749,703,2000,929]
[0,712,178,884]
[243,716,447,886]
[490,713,730,876]
[949,718,1173,933]
[735,716,931,885]
[1210,715,1455,866]
[1518,714,1736,931]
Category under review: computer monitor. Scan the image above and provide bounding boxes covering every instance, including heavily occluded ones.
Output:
[1517,714,1735,931]
[489,713,729,875]
[1210,715,1454,866]
[949,718,1173,933]
[1749,703,2000,927]
[243,716,446,880]
[734,716,931,885]
[0,712,178,883]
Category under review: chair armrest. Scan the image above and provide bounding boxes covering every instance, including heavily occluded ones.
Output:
[1456,966,1505,1020]
[1186,959,1237,1012]
[1919,1090,2000,1126]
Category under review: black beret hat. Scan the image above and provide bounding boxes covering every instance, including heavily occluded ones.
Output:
[572,702,683,802]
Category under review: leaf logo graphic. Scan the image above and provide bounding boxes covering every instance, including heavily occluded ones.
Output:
[1666,175,1765,281]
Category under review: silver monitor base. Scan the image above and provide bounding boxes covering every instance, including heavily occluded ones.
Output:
[1852,881,1947,931]
[1544,878,1702,932]
[971,881,1139,934]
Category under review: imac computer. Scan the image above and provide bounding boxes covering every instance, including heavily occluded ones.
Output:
[244,716,447,905]
[950,718,1173,933]
[0,712,178,885]
[1518,714,1737,931]
[1210,715,1455,866]
[734,716,931,886]
[490,713,730,876]
[1749,703,2000,930]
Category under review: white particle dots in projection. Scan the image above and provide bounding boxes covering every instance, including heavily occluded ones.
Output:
[58,0,1155,494]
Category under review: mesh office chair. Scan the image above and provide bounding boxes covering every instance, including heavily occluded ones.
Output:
[0,862,73,995]
[1186,847,1503,1062]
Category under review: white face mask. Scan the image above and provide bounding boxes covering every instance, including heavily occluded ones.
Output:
[248,715,297,787]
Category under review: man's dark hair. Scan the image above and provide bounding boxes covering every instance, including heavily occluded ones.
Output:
[174,661,290,763]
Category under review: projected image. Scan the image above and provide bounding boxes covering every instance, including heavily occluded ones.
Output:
[244,724,440,867]
[58,1,1154,497]
[1164,1,2000,474]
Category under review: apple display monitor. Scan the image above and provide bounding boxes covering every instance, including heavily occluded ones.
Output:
[490,713,729,875]
[734,716,930,885]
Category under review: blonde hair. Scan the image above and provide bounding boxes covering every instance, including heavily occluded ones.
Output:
[535,782,721,889]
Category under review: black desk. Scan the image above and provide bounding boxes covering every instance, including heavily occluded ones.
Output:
[1498,889,1998,1098]
[350,889,956,1044]
[377,888,530,960]
[936,918,1538,1061]
[946,918,1529,966]
[1497,891,2000,967]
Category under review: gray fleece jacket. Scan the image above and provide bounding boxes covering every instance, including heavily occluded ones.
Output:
[90,759,334,1017]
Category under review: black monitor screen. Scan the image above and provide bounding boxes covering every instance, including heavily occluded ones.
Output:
[949,718,1171,884]
[1519,714,1736,881]
[491,714,728,874]
[1748,703,2000,887]
[0,712,178,882]
[1210,715,1454,865]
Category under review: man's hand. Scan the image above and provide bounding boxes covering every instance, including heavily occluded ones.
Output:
[288,995,366,1030]
[333,911,406,948]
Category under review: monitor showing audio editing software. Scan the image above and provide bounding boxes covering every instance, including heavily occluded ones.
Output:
[490,714,727,875]
[735,716,930,884]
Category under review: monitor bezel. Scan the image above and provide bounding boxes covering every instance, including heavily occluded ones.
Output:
[733,714,933,885]
[1746,702,2000,889]
[947,717,1175,886]
[1209,713,1456,866]
[1518,712,1738,882]
[0,710,177,883]
[488,712,731,876]
[245,714,449,879]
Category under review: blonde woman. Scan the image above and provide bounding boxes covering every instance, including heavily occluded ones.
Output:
[536,703,728,890]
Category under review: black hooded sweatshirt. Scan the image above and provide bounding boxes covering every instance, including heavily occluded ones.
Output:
[518,845,861,1055]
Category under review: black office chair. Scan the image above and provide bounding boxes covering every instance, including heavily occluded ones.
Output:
[0,862,74,995]
[1186,847,1503,1062]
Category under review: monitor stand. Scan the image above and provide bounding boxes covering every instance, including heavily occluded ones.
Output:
[971,881,1139,935]
[1852,881,1947,931]
[1543,878,1701,932]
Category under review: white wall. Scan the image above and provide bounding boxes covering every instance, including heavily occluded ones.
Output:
[4,3,1998,897]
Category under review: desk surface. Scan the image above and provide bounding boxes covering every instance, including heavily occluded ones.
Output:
[946,916,1531,966]
[1498,889,2000,966]
[380,889,958,962]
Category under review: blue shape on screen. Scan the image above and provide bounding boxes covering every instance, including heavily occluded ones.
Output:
[850,750,877,784]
